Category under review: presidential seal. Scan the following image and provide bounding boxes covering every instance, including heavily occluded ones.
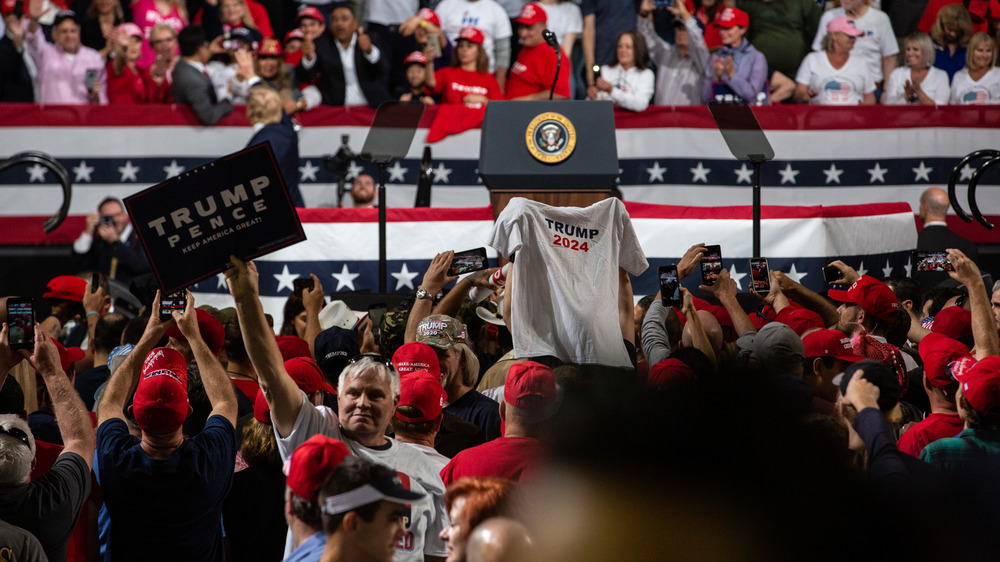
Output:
[525,112,576,164]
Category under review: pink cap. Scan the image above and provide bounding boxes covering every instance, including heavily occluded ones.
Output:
[827,16,864,37]
[118,22,144,38]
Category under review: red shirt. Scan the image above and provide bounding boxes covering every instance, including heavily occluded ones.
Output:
[897,412,965,457]
[505,43,571,100]
[440,436,544,486]
[431,66,502,105]
[107,61,170,104]
[918,0,1000,35]
[685,0,722,50]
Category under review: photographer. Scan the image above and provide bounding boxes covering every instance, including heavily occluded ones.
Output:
[70,197,150,286]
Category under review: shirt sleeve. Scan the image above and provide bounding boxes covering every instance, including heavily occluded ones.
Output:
[275,390,342,461]
[615,199,648,275]
[811,12,831,52]
[884,67,906,105]
[487,198,525,259]
[854,407,910,485]
[610,67,654,112]
[641,300,672,366]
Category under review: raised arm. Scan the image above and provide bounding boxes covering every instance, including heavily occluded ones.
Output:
[404,251,457,343]
[174,292,236,427]
[26,331,95,467]
[226,256,302,437]
[302,273,325,359]
[434,268,497,319]
[948,249,999,359]
[680,288,716,367]
[774,270,840,328]
[700,268,755,336]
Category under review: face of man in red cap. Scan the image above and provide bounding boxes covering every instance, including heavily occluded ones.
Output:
[338,359,398,447]
[516,2,546,48]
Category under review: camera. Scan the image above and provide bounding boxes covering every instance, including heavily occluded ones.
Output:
[99,215,115,226]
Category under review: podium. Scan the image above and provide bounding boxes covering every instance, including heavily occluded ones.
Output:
[479,100,619,218]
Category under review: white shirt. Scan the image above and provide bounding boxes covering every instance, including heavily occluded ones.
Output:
[488,198,648,368]
[795,50,875,105]
[336,33,380,106]
[949,67,1000,105]
[539,2,583,47]
[812,7,898,83]
[276,391,448,560]
[595,64,655,112]
[435,0,512,73]
[884,65,950,105]
[398,442,450,474]
[364,0,420,26]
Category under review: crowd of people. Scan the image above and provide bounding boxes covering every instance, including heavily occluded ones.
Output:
[1,184,1000,560]
[3,0,999,116]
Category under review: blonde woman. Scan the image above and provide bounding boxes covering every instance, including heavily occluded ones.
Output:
[949,32,1000,104]
[884,32,950,105]
[132,0,187,68]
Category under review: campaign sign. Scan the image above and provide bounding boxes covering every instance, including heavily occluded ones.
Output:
[124,143,306,294]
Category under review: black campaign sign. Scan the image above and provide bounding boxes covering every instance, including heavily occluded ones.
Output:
[124,143,306,294]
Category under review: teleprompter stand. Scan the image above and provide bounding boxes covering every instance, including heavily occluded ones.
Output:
[359,102,425,293]
[708,101,775,257]
[479,100,619,218]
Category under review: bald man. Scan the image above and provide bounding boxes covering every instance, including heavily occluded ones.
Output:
[466,517,533,562]
[915,187,979,293]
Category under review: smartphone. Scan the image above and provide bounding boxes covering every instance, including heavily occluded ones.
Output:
[653,0,673,7]
[912,251,954,273]
[658,265,681,307]
[700,245,722,286]
[427,31,442,59]
[448,247,489,277]
[368,303,387,336]
[822,265,841,284]
[159,290,186,321]
[293,278,313,298]
[90,272,100,293]
[85,69,98,92]
[5,298,35,350]
[749,257,770,293]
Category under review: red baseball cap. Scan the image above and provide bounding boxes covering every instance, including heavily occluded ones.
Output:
[0,0,17,16]
[647,358,697,391]
[403,50,427,66]
[285,434,351,502]
[285,357,336,395]
[773,304,825,337]
[51,339,85,372]
[395,370,447,423]
[392,342,440,377]
[258,37,283,57]
[132,347,189,433]
[276,335,311,361]
[416,7,440,28]
[43,275,86,303]
[458,26,485,45]
[253,388,271,424]
[284,28,304,44]
[296,6,324,24]
[956,356,1000,414]
[164,308,225,356]
[515,2,546,26]
[504,361,556,411]
[802,329,864,363]
[918,332,970,395]
[931,306,972,342]
[713,7,749,29]
[827,276,899,322]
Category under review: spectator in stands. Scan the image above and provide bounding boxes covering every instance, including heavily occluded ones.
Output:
[208,27,262,104]
[636,0,708,106]
[399,8,454,72]
[948,32,1000,104]
[684,0,723,50]
[802,328,863,415]
[440,361,555,486]
[0,6,34,102]
[0,329,94,562]
[884,31,951,105]
[391,369,451,472]
[505,3,570,100]
[246,85,303,207]
[362,0,421,96]
[918,0,1000,37]
[812,0,899,92]
[588,29,654,112]
[317,455,426,562]
[164,307,225,362]
[794,17,876,105]
[146,23,178,99]
[582,0,637,93]
[537,0,581,61]
[280,433,350,562]
[107,22,171,103]
[173,25,238,124]
[466,517,534,561]
[930,4,973,81]
[280,293,308,338]
[399,50,435,103]
[254,37,311,114]
[224,256,449,560]
[25,7,108,104]
[898,332,968,457]
[74,312,127,411]
[80,0,125,60]
[297,4,391,107]
[992,281,1000,329]
[350,174,377,208]
[738,0,821,81]
[284,28,304,65]
[700,8,768,104]
[424,26,502,106]
[96,292,238,561]
[434,0,512,91]
[440,478,520,562]
[201,0,266,45]
[131,0,187,69]
[71,197,150,286]
[915,186,979,292]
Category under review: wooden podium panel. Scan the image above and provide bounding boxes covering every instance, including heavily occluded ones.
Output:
[489,190,612,219]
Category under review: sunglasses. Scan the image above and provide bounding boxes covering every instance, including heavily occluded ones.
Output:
[348,354,396,371]
[0,426,30,448]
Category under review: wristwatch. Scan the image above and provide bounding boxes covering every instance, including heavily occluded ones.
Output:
[415,288,433,300]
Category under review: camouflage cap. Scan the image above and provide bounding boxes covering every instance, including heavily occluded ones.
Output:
[416,314,467,349]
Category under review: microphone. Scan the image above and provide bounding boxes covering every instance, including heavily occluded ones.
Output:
[542,29,559,51]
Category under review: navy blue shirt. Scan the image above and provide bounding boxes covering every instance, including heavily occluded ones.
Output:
[582,0,639,67]
[934,44,966,82]
[445,389,502,441]
[74,365,110,411]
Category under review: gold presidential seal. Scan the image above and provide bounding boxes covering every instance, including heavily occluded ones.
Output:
[525,112,576,164]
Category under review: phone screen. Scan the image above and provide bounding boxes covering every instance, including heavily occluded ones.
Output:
[6,299,35,349]
[822,265,840,284]
[701,245,722,286]
[85,69,98,91]
[912,251,953,272]
[749,258,770,293]
[159,290,186,321]
[448,248,489,277]
[368,304,387,336]
[293,278,313,298]
[658,266,681,307]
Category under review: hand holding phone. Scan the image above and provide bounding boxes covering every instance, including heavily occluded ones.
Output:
[700,245,722,286]
[658,265,681,307]
[293,278,314,298]
[448,247,489,277]
[5,298,35,350]
[749,258,771,293]
[912,251,953,273]
[159,289,187,322]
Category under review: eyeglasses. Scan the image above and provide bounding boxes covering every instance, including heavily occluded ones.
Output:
[151,37,176,45]
[0,426,30,448]
[348,354,396,371]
